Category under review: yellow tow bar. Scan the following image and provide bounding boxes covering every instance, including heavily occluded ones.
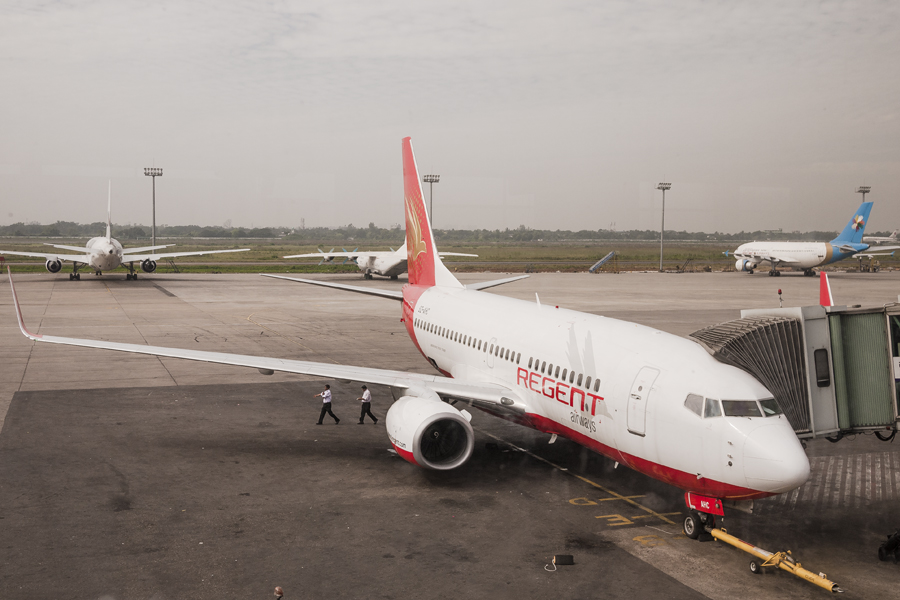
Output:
[710,528,843,593]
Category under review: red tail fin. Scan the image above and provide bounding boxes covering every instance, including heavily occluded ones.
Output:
[819,272,833,307]
[402,137,461,288]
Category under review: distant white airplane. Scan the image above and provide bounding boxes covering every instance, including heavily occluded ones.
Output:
[728,201,900,276]
[9,138,809,541]
[863,229,899,244]
[285,242,477,279]
[0,184,250,280]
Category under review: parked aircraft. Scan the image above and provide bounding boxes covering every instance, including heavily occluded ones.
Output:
[285,243,476,279]
[863,230,898,244]
[0,186,250,280]
[728,201,899,276]
[7,138,810,540]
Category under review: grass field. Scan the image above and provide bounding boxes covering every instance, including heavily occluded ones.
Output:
[1,238,896,274]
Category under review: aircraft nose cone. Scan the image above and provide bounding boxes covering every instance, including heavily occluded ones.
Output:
[742,423,810,494]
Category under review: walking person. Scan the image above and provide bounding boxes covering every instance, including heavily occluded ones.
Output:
[357,385,378,424]
[315,384,340,425]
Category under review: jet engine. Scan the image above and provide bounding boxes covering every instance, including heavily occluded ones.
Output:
[735,259,753,272]
[385,395,474,470]
[141,259,157,273]
[45,259,62,273]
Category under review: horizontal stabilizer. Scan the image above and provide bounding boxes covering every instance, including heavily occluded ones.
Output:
[261,274,403,300]
[466,275,530,291]
[43,243,95,253]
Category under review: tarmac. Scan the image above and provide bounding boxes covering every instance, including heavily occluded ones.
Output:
[1,269,899,599]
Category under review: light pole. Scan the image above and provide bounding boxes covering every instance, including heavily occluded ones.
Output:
[857,185,871,203]
[144,168,163,246]
[657,182,671,272]
[423,174,440,226]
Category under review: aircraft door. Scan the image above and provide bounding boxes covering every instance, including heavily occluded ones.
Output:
[486,337,497,369]
[627,367,659,437]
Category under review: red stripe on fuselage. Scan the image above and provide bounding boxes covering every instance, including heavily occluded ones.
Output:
[522,413,772,500]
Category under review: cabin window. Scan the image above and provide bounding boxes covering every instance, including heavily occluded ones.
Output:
[759,398,783,417]
[477,340,482,350]
[489,344,494,353]
[593,379,601,393]
[722,400,763,418]
[505,349,510,360]
[495,346,500,356]
[585,376,592,389]
[569,371,575,384]
[548,363,554,376]
[704,397,722,418]
[528,357,533,368]
[561,368,568,380]
[541,361,547,374]
[516,353,521,364]
[577,374,583,386]
[684,394,703,416]
[554,365,560,378]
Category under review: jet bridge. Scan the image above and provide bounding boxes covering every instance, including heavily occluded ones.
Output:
[690,303,900,440]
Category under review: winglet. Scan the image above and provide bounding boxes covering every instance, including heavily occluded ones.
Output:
[819,271,834,307]
[7,267,42,340]
[106,180,112,241]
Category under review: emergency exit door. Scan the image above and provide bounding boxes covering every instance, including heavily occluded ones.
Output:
[628,367,659,436]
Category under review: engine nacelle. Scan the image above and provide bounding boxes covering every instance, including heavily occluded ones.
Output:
[735,259,753,272]
[45,259,62,273]
[141,259,157,273]
[385,395,474,470]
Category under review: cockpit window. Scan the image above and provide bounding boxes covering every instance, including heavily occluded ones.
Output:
[704,397,722,418]
[684,394,703,416]
[759,398,783,417]
[722,400,763,418]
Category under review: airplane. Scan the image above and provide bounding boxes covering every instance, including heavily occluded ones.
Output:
[0,184,250,280]
[6,138,810,541]
[728,200,900,276]
[284,243,477,280]
[863,229,898,244]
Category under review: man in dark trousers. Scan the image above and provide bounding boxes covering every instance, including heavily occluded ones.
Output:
[314,384,340,425]
[357,385,378,424]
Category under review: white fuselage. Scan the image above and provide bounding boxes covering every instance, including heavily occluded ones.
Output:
[357,252,406,277]
[84,237,125,272]
[405,286,809,499]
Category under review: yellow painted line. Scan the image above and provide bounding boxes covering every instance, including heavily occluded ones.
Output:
[598,495,645,502]
[476,428,678,526]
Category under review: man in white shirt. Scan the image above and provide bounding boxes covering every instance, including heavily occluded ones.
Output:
[357,385,378,424]
[314,384,340,425]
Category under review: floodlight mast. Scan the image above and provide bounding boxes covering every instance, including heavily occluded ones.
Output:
[657,182,671,272]
[144,168,163,246]
[423,174,440,227]
[857,186,871,203]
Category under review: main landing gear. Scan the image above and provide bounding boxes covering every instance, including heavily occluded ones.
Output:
[802,269,816,277]
[768,268,781,277]
[69,265,81,280]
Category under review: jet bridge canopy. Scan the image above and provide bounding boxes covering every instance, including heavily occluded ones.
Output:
[690,304,900,440]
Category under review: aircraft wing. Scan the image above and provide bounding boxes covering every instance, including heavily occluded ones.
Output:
[42,243,95,253]
[121,244,176,253]
[438,252,478,257]
[733,252,799,265]
[284,251,378,259]
[122,248,251,261]
[0,249,90,263]
[7,268,523,413]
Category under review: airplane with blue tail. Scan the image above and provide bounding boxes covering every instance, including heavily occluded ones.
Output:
[728,201,898,276]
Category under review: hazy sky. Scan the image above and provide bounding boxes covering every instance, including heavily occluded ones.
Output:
[1,1,898,233]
